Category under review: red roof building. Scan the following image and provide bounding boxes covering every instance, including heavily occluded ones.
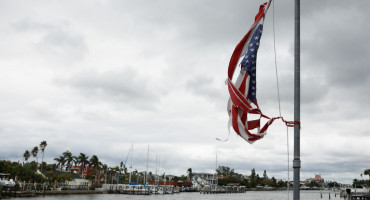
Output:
[71,166,92,177]
[312,174,324,183]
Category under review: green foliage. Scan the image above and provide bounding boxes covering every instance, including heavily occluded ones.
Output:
[187,168,193,180]
[44,172,74,186]
[63,150,73,172]
[39,141,47,152]
[248,168,259,187]
[353,178,370,187]
[0,160,45,183]
[89,155,101,170]
[86,174,95,181]
[215,166,247,186]
[54,156,66,171]
[216,166,235,176]
[327,181,340,188]
[31,146,39,162]
[251,168,256,180]
[39,141,48,172]
[364,169,370,179]
[23,150,31,162]
[170,175,189,182]
[262,177,276,187]
[218,174,243,186]
[88,155,102,185]
[277,180,287,188]
[24,161,38,171]
[308,181,320,188]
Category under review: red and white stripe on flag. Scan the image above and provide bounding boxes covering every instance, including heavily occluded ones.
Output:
[227,0,273,144]
[227,0,300,144]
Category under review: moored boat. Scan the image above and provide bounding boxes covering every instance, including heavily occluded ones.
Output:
[0,173,15,188]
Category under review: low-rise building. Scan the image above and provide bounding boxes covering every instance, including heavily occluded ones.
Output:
[192,172,218,190]
[312,174,324,183]
[39,170,92,189]
[70,166,91,178]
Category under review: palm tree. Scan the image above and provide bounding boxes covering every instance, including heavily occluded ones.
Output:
[109,167,116,184]
[63,150,73,172]
[89,155,101,171]
[23,150,31,163]
[187,168,193,180]
[102,164,108,183]
[123,165,128,174]
[39,141,47,171]
[114,166,121,183]
[364,169,370,179]
[89,155,102,185]
[54,156,66,171]
[72,156,78,167]
[77,153,89,178]
[31,146,39,166]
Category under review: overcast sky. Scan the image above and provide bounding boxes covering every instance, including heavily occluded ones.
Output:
[1,0,369,184]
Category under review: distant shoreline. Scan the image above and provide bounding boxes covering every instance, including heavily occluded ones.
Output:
[1,187,325,198]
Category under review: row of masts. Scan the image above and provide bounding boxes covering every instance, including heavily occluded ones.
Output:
[122,144,167,186]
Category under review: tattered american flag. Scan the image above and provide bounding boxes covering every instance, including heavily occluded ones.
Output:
[226,0,276,144]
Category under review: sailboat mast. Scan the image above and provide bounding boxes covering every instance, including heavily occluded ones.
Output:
[145,145,149,185]
[129,144,133,183]
[293,0,301,199]
[158,156,161,184]
[155,155,158,185]
[214,153,218,190]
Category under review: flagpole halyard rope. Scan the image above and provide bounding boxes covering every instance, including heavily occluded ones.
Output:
[273,0,282,118]
[273,1,290,199]
[287,126,290,200]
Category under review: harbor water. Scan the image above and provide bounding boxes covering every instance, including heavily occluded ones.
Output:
[14,190,340,200]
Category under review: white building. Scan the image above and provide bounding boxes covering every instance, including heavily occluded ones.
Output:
[192,172,218,190]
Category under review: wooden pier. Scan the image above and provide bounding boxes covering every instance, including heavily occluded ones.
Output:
[118,189,151,195]
[200,185,246,194]
[200,190,245,194]
[103,184,180,195]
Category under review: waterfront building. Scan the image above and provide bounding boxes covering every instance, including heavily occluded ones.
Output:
[166,175,176,181]
[71,165,92,177]
[37,170,91,189]
[192,172,218,190]
[312,174,324,183]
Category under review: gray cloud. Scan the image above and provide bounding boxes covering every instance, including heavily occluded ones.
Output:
[55,67,163,109]
[12,19,88,63]
[38,30,88,62]
[185,75,225,107]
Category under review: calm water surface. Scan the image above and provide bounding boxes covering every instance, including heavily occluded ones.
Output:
[14,190,341,200]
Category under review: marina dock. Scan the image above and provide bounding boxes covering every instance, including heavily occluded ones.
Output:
[0,189,105,198]
[350,194,370,200]
[200,185,246,194]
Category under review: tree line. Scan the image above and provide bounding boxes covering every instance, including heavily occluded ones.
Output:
[3,141,369,189]
[214,165,287,188]
[3,140,184,188]
[354,169,370,187]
